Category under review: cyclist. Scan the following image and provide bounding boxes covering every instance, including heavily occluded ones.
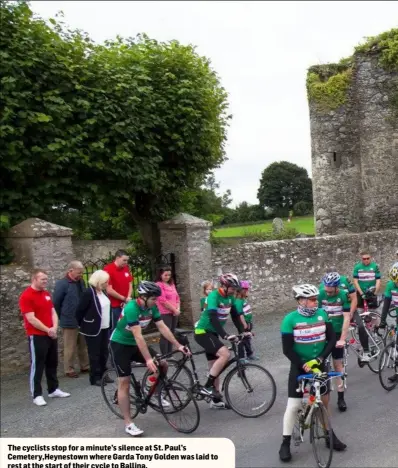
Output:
[279,284,346,462]
[109,281,190,437]
[318,272,353,411]
[378,262,398,383]
[235,280,258,362]
[194,273,243,409]
[319,267,357,301]
[353,250,382,309]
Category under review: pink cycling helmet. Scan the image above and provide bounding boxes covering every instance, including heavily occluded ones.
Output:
[240,280,251,289]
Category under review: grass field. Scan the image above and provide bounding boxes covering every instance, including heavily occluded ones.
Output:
[213,215,315,238]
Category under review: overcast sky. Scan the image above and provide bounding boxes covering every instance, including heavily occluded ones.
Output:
[32,1,398,206]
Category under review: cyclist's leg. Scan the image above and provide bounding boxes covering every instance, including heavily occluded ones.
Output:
[279,365,302,461]
[331,341,346,411]
[194,332,229,398]
[353,309,370,356]
[109,342,143,435]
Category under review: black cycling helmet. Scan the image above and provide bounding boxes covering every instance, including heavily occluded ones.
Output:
[219,273,240,289]
[137,281,162,297]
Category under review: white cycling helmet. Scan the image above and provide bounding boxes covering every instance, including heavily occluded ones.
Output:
[293,284,320,299]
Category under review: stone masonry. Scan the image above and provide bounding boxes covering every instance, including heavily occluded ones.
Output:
[1,218,75,376]
[310,54,398,236]
[159,213,213,327]
[213,228,398,320]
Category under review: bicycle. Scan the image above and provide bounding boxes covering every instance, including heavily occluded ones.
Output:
[378,319,398,391]
[292,371,343,468]
[142,330,277,418]
[101,349,200,434]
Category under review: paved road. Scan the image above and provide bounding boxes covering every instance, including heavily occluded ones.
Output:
[1,314,396,468]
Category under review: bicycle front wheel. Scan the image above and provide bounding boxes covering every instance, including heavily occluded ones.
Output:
[101,369,139,420]
[141,359,194,413]
[158,379,200,434]
[367,329,384,373]
[224,363,276,418]
[378,342,398,391]
[310,402,333,468]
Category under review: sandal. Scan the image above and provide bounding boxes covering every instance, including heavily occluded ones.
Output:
[65,370,79,378]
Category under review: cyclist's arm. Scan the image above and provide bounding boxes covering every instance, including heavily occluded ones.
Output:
[375,279,381,295]
[209,310,229,339]
[352,278,363,296]
[230,305,244,333]
[156,320,181,349]
[131,325,153,363]
[340,311,351,342]
[380,296,392,324]
[349,292,357,317]
[281,333,304,368]
[318,322,337,360]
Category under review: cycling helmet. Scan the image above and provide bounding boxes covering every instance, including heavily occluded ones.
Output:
[293,284,320,299]
[322,272,341,287]
[240,280,251,289]
[389,262,398,283]
[219,273,240,289]
[137,281,162,297]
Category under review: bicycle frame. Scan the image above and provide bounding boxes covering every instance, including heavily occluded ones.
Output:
[294,371,342,443]
[170,333,252,397]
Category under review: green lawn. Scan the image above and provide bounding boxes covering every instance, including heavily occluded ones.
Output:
[213,216,315,238]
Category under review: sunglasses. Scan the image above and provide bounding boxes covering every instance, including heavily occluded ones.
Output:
[362,257,371,260]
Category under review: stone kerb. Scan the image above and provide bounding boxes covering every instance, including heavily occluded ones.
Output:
[159,213,212,327]
[5,218,74,288]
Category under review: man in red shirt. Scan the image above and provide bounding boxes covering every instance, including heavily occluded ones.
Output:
[104,250,133,333]
[19,269,71,406]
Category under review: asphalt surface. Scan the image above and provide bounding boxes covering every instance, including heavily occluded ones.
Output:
[1,313,396,468]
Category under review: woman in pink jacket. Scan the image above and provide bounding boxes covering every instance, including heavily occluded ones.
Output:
[156,266,180,355]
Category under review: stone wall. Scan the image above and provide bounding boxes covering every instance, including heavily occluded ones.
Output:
[310,54,398,236]
[212,229,398,319]
[72,239,129,262]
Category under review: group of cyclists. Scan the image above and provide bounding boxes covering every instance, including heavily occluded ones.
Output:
[107,248,398,459]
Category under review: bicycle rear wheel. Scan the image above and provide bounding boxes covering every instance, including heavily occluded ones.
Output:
[224,363,277,418]
[378,342,398,391]
[158,379,200,434]
[310,402,333,468]
[101,369,139,420]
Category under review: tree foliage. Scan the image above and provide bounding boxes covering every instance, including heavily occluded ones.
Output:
[257,161,313,215]
[0,1,231,255]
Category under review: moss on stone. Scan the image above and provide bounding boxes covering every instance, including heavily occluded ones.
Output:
[306,67,352,111]
[307,28,397,112]
[355,28,398,71]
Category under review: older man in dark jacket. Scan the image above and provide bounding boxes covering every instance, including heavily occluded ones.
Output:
[53,261,89,377]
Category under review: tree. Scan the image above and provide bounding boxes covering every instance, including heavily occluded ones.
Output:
[257,162,313,215]
[0,2,231,255]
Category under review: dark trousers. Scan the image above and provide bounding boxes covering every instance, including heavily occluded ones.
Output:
[85,329,109,384]
[159,314,178,355]
[110,307,123,335]
[238,323,254,359]
[238,336,254,359]
[28,335,59,399]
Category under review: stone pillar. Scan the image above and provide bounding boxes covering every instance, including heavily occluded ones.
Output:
[6,217,74,289]
[159,213,212,327]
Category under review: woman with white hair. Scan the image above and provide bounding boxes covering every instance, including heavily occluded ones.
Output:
[76,270,112,386]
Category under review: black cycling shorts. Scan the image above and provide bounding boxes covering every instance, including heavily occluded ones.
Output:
[331,333,344,360]
[288,362,330,399]
[194,331,224,361]
[109,341,157,377]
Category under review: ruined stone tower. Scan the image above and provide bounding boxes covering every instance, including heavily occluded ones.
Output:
[308,30,398,236]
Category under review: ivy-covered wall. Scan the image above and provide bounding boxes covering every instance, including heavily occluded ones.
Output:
[308,28,398,236]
